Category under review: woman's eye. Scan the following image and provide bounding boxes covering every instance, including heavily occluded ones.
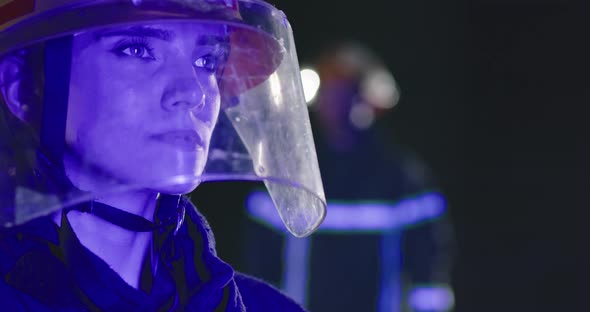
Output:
[120,44,154,60]
[194,55,220,72]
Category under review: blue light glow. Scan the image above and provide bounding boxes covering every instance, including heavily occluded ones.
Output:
[281,235,311,306]
[408,285,454,312]
[246,191,446,232]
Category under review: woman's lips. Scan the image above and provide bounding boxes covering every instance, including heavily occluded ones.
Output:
[150,130,204,151]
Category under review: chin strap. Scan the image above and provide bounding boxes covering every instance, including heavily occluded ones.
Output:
[64,194,185,233]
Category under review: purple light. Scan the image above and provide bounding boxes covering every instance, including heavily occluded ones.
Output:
[408,286,454,312]
[281,235,311,306]
[246,191,446,232]
[246,191,285,229]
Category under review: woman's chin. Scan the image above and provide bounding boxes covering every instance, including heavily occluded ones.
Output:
[155,179,201,195]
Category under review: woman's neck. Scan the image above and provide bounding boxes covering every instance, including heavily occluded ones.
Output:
[54,190,159,289]
[59,152,165,288]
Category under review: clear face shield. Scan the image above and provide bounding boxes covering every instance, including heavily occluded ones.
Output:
[0,0,326,237]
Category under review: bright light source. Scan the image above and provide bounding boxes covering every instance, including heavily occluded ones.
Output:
[300,68,321,104]
[362,69,400,109]
[409,285,455,312]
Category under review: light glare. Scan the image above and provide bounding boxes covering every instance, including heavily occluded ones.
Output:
[409,286,455,311]
[269,72,283,106]
[349,103,375,130]
[300,68,321,104]
[362,69,400,109]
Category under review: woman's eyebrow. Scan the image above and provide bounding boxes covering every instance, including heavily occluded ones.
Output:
[94,26,174,41]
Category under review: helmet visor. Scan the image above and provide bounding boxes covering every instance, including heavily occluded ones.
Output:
[0,0,325,237]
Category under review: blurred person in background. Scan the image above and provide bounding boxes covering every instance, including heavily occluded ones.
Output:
[309,41,454,312]
[240,40,454,312]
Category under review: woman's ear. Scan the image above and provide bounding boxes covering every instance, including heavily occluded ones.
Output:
[0,56,27,121]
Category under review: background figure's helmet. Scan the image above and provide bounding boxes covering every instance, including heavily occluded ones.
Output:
[313,41,400,131]
[0,0,326,237]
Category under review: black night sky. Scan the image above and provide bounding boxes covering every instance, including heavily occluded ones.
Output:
[199,1,590,311]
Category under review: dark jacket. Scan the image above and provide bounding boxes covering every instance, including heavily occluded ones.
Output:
[0,196,305,311]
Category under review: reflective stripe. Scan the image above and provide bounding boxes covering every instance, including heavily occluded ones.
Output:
[246,191,446,232]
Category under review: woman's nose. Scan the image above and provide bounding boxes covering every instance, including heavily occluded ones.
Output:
[160,68,206,112]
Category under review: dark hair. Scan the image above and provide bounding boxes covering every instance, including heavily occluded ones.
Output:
[0,43,69,221]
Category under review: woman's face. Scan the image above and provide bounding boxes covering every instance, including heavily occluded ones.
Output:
[66,22,229,193]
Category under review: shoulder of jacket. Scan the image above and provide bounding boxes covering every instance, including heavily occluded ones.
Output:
[234,272,308,312]
[0,218,59,273]
[0,277,50,311]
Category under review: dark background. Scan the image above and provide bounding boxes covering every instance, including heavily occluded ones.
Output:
[199,1,590,311]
